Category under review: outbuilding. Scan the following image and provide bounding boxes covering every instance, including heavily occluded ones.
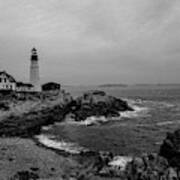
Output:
[16,82,34,92]
[42,82,61,91]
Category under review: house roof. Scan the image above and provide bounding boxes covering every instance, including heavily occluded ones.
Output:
[42,82,60,86]
[42,82,61,90]
[32,47,37,52]
[0,71,16,82]
[16,82,34,88]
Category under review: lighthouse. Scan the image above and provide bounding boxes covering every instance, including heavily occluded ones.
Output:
[30,48,41,91]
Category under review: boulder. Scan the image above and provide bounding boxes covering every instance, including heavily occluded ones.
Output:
[0,102,9,111]
[11,170,39,180]
[97,153,177,179]
[125,154,170,180]
[125,153,180,180]
[160,129,180,169]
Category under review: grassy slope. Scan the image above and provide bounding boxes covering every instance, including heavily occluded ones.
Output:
[0,138,78,179]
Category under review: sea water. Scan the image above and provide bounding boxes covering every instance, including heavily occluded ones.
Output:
[37,85,180,157]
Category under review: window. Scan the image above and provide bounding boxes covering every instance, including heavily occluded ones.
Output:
[4,78,6,83]
[0,78,1,82]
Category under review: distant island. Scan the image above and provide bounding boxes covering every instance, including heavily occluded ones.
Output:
[99,84,128,87]
[134,83,180,87]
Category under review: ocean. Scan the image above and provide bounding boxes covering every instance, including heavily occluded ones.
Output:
[37,85,180,156]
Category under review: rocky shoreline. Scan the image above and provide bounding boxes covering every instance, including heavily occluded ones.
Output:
[0,90,180,179]
[34,130,180,179]
[34,133,180,180]
[0,90,133,137]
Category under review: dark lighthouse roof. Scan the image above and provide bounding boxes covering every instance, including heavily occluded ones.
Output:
[31,47,38,61]
[31,47,37,53]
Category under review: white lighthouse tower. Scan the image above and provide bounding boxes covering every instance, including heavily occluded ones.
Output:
[30,48,41,91]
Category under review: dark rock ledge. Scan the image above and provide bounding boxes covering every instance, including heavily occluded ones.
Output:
[0,90,133,137]
[64,90,133,122]
[160,129,180,169]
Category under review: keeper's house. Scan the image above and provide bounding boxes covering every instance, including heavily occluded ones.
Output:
[0,71,16,91]
[0,71,34,92]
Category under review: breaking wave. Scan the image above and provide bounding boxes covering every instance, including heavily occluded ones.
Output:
[108,156,132,170]
[145,100,175,109]
[156,120,180,126]
[36,134,89,154]
[65,99,150,126]
[66,116,109,126]
[36,134,133,170]
[120,105,149,119]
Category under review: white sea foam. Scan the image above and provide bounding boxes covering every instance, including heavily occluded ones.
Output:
[65,98,149,126]
[41,125,52,131]
[121,98,150,118]
[158,100,176,108]
[36,134,89,154]
[161,103,175,108]
[66,116,109,126]
[120,105,149,119]
[36,134,133,170]
[79,116,108,126]
[108,156,132,170]
[156,120,180,126]
[143,100,175,109]
[156,121,174,126]
[66,106,149,126]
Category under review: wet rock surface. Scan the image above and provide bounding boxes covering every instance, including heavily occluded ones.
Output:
[95,153,179,180]
[125,154,173,180]
[0,102,9,111]
[65,90,133,122]
[10,170,39,180]
[160,129,180,169]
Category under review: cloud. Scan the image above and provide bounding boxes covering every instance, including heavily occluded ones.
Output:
[0,0,180,84]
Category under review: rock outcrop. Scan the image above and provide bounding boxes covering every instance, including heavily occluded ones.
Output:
[160,129,180,169]
[96,153,178,179]
[11,170,39,180]
[0,90,133,137]
[65,90,133,122]
[125,154,176,180]
[0,102,9,111]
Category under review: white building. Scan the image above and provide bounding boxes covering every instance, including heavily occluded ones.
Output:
[0,71,34,92]
[0,71,16,91]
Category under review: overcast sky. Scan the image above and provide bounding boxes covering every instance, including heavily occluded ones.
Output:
[0,0,180,85]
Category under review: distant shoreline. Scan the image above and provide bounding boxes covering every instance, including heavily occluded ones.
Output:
[64,84,180,88]
[99,84,128,88]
